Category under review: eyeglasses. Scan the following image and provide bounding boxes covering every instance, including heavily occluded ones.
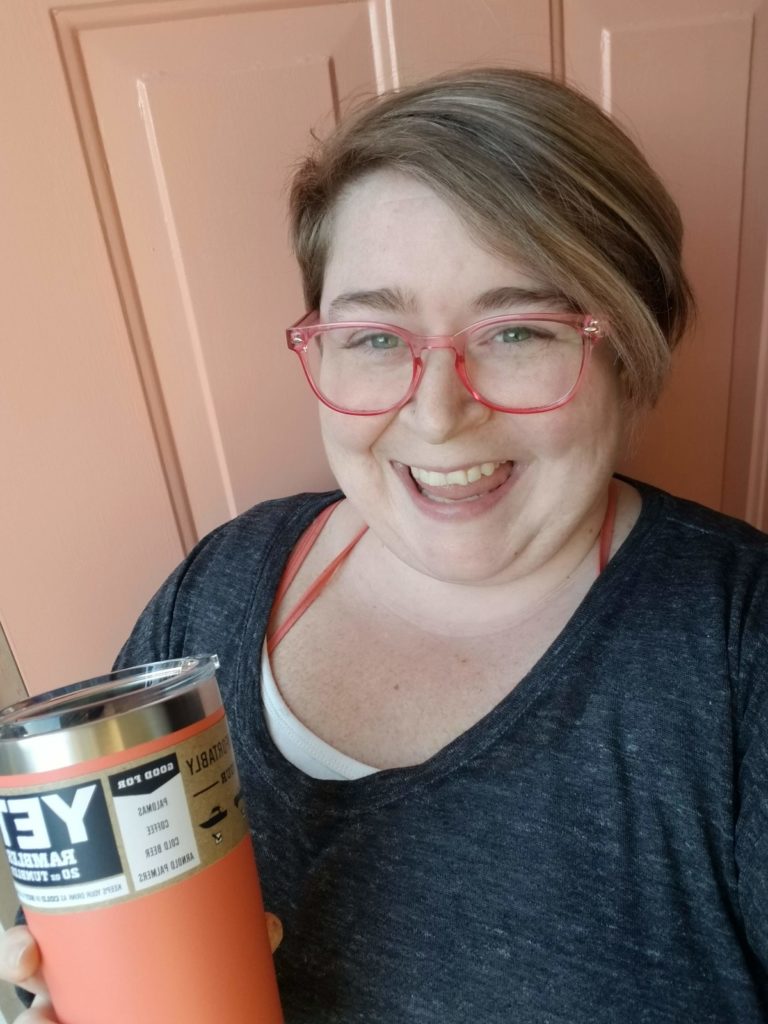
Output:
[286,311,606,416]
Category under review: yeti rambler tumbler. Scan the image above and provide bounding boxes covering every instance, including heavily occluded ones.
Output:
[0,655,283,1024]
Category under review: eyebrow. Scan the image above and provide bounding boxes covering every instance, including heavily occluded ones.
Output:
[327,284,570,320]
[327,288,417,319]
[471,286,571,312]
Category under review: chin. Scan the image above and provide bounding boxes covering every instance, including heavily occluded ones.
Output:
[389,531,525,586]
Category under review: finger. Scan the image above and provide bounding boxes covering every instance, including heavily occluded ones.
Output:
[15,994,59,1024]
[265,912,283,953]
[0,926,44,990]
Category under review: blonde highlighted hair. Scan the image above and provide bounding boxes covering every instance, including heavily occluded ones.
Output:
[289,68,694,405]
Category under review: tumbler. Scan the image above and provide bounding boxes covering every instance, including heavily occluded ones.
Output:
[0,655,283,1024]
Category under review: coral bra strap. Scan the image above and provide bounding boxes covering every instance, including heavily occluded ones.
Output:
[270,499,342,611]
[267,501,367,655]
[268,480,619,656]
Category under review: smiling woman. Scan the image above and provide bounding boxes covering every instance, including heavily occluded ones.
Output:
[6,67,768,1024]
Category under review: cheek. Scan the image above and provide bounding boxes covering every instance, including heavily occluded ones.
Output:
[574,358,625,435]
[524,379,624,460]
[319,407,393,464]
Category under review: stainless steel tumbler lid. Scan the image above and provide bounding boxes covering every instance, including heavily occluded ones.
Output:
[0,656,222,775]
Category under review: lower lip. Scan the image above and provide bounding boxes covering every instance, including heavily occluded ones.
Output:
[392,462,521,521]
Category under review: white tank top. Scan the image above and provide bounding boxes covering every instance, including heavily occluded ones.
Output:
[260,641,378,781]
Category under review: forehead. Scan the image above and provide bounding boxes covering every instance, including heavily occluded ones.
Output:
[329,169,463,243]
[320,170,553,314]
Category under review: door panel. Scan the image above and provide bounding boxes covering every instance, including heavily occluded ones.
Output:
[388,0,550,84]
[564,0,760,509]
[77,4,385,538]
[0,2,184,694]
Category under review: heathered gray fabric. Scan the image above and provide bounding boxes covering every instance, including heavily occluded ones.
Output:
[112,479,768,1023]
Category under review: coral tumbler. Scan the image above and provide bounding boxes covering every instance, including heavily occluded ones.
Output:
[0,655,283,1024]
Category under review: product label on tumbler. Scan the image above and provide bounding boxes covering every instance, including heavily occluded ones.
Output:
[109,754,200,891]
[0,716,249,912]
[0,782,129,908]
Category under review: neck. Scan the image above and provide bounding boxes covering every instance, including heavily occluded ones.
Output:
[343,481,635,638]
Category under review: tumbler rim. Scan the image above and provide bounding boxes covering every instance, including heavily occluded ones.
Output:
[0,656,222,774]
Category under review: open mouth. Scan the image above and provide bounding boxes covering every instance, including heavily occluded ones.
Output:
[404,460,515,504]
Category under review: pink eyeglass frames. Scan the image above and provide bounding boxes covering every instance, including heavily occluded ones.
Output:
[286,311,607,416]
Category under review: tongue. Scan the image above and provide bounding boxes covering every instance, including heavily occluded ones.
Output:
[415,462,513,501]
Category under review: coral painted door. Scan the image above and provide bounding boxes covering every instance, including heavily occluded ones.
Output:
[563,0,768,519]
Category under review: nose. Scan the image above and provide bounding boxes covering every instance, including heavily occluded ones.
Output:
[401,347,491,443]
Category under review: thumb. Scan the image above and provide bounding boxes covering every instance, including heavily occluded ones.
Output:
[265,912,283,953]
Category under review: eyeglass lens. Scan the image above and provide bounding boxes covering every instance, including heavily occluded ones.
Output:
[303,319,585,412]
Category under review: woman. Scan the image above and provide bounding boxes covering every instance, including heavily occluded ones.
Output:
[4,68,768,1022]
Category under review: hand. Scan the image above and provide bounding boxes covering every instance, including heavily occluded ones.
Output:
[0,914,283,1023]
[0,925,55,1022]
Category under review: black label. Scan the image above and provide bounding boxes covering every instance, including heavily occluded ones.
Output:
[0,781,122,888]
[109,753,180,798]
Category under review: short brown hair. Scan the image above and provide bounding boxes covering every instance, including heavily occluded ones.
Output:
[289,67,694,405]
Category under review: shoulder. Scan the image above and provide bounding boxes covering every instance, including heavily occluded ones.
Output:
[164,490,344,619]
[623,477,768,693]
[629,477,768,569]
[614,477,767,646]
[114,490,341,669]
[181,490,342,579]
[625,477,768,627]
[174,487,342,619]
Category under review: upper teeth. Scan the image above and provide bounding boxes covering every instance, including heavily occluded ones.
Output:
[410,462,500,487]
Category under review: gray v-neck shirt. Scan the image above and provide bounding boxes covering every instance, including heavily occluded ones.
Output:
[115,480,768,1022]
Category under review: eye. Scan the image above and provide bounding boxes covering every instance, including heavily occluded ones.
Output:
[494,325,536,344]
[345,331,404,351]
[368,332,402,350]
